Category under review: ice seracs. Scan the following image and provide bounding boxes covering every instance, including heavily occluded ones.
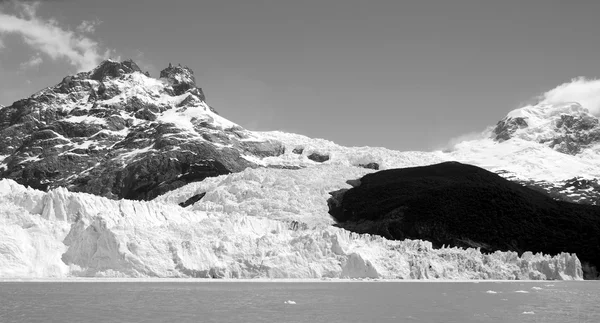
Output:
[0,177,584,280]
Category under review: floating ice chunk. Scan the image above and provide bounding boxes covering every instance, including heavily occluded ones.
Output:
[515,290,530,293]
[284,300,296,305]
[522,311,535,315]
[531,287,543,290]
[485,290,498,294]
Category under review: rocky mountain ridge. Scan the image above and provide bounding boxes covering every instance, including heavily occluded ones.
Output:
[0,60,283,200]
[3,59,600,202]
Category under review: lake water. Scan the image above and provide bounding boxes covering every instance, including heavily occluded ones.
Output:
[0,280,598,322]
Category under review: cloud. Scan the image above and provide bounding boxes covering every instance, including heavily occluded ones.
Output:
[435,128,491,152]
[0,2,112,71]
[536,77,600,116]
[19,53,42,69]
[0,0,62,4]
[76,19,101,34]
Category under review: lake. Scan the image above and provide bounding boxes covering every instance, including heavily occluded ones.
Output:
[0,280,598,322]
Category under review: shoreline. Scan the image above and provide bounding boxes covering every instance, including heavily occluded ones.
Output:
[0,277,582,283]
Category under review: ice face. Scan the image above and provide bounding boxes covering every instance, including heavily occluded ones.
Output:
[0,175,583,280]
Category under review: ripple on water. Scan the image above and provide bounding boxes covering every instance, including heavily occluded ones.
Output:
[0,281,598,323]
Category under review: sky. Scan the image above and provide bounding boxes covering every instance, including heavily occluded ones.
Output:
[2,0,600,151]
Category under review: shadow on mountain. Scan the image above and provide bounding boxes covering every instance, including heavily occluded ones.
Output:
[327,161,600,279]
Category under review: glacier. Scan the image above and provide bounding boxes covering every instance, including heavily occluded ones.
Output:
[253,130,600,183]
[0,170,583,280]
[1,60,597,281]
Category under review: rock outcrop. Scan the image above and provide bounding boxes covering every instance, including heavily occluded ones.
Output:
[159,63,199,96]
[0,59,284,200]
[307,152,330,163]
[328,161,600,279]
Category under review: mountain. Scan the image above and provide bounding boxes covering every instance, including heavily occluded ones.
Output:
[327,162,600,278]
[3,59,600,200]
[0,59,598,280]
[494,102,600,155]
[0,60,283,200]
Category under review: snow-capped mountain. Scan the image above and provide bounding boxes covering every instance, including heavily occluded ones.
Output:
[0,60,283,200]
[1,59,599,280]
[3,59,600,201]
[494,102,600,155]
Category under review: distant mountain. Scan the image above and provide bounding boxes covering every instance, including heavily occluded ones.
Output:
[0,60,283,200]
[494,101,600,155]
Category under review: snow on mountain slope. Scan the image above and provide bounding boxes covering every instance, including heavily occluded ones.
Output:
[493,102,600,156]
[3,59,599,197]
[0,179,582,279]
[447,137,600,182]
[491,78,600,157]
[249,131,446,170]
[243,78,600,183]
[0,60,283,200]
[249,130,600,183]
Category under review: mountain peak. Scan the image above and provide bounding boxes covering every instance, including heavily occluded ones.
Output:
[0,60,284,200]
[90,59,143,81]
[493,101,600,154]
[159,63,196,95]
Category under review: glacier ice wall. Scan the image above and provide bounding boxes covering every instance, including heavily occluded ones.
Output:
[0,174,583,280]
[155,165,373,228]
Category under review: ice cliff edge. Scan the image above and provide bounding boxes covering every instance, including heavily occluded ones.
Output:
[0,176,583,280]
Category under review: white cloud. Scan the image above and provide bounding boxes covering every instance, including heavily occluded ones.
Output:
[76,19,101,34]
[436,128,491,152]
[537,77,600,116]
[19,53,42,69]
[0,2,112,71]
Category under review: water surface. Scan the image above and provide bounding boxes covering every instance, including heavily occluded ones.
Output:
[1,281,598,322]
